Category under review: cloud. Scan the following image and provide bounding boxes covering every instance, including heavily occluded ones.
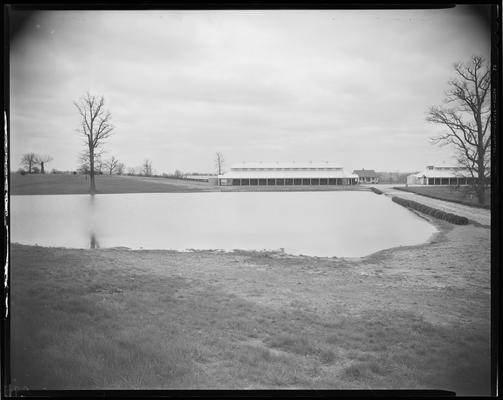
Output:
[10,7,491,173]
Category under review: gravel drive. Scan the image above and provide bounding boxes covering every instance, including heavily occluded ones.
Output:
[371,185,491,226]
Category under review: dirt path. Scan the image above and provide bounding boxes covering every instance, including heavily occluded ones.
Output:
[373,185,490,226]
[143,222,490,329]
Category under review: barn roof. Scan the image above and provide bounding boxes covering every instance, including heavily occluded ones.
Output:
[411,166,472,178]
[219,170,358,179]
[229,161,343,170]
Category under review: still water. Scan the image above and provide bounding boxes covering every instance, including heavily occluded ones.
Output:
[11,191,437,257]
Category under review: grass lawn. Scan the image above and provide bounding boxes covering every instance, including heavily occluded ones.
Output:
[395,186,491,208]
[10,173,368,195]
[9,220,491,394]
[10,173,212,195]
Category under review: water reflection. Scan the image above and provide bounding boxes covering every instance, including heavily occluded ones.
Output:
[88,194,99,249]
[90,232,100,249]
[10,192,438,258]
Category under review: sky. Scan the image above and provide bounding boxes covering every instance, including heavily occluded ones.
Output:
[9,7,491,174]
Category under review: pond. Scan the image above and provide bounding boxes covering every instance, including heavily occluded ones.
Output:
[10,191,437,257]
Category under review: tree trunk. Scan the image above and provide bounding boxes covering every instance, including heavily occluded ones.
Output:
[476,112,485,205]
[40,161,45,174]
[477,185,485,205]
[89,149,96,194]
[477,162,485,205]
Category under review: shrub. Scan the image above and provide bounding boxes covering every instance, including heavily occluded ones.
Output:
[392,197,469,225]
[370,187,383,195]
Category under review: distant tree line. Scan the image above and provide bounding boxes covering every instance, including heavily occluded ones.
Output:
[375,171,411,184]
[18,153,53,174]
[77,154,125,176]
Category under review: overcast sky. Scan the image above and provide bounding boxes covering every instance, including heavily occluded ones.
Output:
[10,7,491,174]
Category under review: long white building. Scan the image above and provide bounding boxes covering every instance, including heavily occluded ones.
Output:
[407,166,476,185]
[217,162,359,186]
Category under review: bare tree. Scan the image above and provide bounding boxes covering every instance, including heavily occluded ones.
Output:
[20,153,38,173]
[142,159,153,177]
[127,167,136,176]
[116,162,125,175]
[74,92,114,194]
[105,156,119,175]
[215,152,225,175]
[36,155,53,174]
[426,56,491,204]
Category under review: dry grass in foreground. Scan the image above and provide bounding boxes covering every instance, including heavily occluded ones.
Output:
[9,223,491,394]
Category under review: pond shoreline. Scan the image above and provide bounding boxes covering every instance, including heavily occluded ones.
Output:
[9,213,445,261]
[11,191,435,258]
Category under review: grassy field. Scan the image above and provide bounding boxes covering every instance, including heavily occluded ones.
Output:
[394,186,491,208]
[11,173,368,195]
[10,173,212,195]
[9,220,491,394]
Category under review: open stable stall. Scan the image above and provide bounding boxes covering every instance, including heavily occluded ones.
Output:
[407,166,488,186]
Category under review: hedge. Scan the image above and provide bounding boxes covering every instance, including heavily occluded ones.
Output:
[370,187,383,195]
[391,196,469,225]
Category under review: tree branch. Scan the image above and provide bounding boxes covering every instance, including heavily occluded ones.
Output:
[426,56,491,194]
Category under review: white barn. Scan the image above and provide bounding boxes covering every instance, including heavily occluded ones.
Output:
[407,166,475,186]
[218,162,359,186]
